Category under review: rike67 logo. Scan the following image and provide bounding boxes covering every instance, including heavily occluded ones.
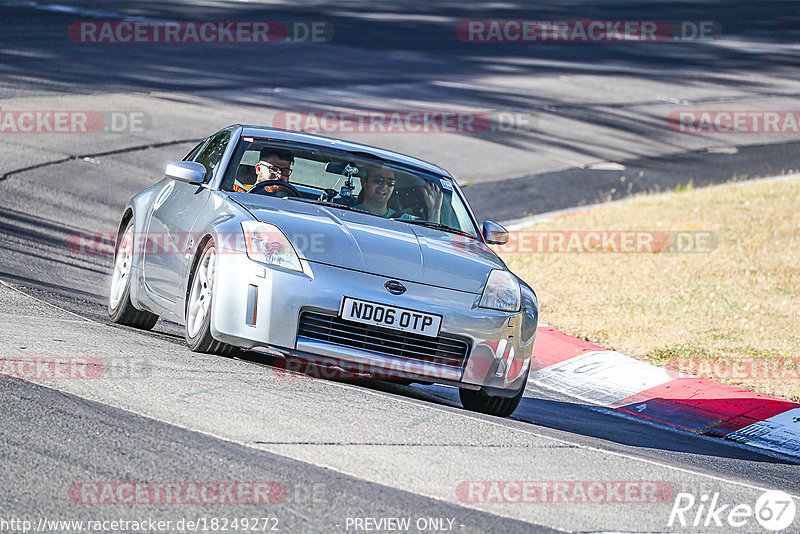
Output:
[668,490,796,531]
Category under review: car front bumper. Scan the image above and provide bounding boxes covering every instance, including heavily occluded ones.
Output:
[211,254,536,393]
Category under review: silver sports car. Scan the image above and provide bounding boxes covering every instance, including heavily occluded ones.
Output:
[108,125,538,417]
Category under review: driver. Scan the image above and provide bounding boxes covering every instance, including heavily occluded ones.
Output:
[232,148,294,193]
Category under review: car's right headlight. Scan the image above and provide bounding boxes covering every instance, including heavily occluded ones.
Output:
[241,221,302,272]
[479,269,521,312]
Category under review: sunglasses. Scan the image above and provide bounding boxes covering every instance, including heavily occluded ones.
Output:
[371,177,396,187]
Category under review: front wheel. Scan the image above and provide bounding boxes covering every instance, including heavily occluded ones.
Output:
[185,239,240,357]
[459,370,528,418]
[108,221,159,330]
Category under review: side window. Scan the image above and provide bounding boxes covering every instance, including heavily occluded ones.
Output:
[183,140,207,161]
[449,191,480,237]
[193,131,231,179]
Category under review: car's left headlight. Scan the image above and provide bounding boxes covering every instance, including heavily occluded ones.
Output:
[241,221,302,272]
[479,269,521,312]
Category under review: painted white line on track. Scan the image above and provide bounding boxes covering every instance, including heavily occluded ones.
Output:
[0,279,96,323]
[0,313,94,324]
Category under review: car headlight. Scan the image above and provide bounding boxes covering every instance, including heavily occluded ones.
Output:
[241,221,302,272]
[479,269,521,312]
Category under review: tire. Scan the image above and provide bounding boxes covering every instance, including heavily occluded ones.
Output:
[459,370,529,418]
[108,220,159,330]
[185,239,240,357]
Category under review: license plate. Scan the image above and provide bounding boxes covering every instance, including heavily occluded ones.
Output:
[339,297,442,338]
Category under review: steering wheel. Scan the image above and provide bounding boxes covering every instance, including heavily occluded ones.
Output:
[247,180,302,197]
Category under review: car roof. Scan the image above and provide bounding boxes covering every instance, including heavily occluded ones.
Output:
[238,125,452,177]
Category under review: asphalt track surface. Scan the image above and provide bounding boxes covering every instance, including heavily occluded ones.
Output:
[1,1,800,533]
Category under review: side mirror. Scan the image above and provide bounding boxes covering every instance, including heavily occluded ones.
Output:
[165,161,206,185]
[482,220,508,245]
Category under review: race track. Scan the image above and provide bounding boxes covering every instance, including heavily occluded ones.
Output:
[1,1,799,532]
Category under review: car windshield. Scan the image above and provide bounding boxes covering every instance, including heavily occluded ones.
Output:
[222,137,480,238]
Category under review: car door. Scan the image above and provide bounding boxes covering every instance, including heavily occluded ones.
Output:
[142,130,231,302]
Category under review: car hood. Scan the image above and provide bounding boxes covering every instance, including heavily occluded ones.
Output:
[235,196,505,293]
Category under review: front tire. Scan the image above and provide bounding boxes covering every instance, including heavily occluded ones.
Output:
[185,239,240,357]
[108,221,158,330]
[459,370,528,418]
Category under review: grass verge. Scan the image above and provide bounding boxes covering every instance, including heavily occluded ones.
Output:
[498,176,800,401]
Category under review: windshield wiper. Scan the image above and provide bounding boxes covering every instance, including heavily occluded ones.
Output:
[285,196,373,215]
[398,219,477,239]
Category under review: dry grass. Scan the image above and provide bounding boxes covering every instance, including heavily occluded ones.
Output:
[498,176,800,401]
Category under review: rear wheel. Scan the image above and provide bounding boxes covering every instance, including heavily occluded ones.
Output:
[108,221,158,330]
[459,370,528,418]
[185,239,240,356]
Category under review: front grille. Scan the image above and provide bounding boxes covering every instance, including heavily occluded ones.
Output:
[297,310,470,369]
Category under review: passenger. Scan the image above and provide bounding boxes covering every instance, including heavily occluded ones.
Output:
[355,166,443,222]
